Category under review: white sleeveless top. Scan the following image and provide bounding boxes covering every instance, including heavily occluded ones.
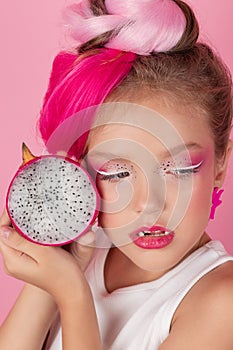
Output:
[47,240,233,350]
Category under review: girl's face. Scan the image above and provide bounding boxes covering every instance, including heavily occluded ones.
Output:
[85,97,225,274]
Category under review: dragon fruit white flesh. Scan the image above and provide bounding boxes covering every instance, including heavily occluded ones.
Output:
[6,143,99,246]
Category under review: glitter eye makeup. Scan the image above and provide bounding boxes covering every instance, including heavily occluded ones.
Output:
[159,158,204,179]
[95,161,136,183]
[88,152,204,184]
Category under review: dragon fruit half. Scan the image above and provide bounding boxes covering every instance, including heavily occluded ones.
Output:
[6,143,99,246]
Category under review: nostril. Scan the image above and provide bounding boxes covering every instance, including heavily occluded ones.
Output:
[135,200,165,214]
[136,206,163,217]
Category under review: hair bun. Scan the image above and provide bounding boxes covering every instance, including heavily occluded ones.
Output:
[64,0,198,55]
[105,0,186,54]
[63,1,125,47]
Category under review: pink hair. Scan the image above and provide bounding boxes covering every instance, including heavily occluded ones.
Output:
[38,49,136,158]
[65,0,186,55]
[38,0,186,156]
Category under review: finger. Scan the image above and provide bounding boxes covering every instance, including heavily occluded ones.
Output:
[0,226,44,259]
[0,239,36,265]
[0,207,12,227]
[56,151,80,164]
[56,150,68,157]
[0,239,37,278]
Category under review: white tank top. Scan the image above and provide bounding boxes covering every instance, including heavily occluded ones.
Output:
[47,240,233,350]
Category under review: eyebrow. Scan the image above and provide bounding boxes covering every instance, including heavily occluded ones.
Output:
[87,142,203,160]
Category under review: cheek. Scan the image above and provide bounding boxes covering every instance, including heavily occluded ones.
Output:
[190,186,212,213]
[96,179,135,228]
[96,180,118,226]
[183,150,215,212]
[185,171,214,221]
[96,178,118,201]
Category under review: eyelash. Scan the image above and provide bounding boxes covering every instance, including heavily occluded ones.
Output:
[99,171,131,183]
[97,161,203,183]
[166,161,203,179]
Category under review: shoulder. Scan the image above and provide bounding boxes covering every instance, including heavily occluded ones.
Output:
[187,259,233,304]
[160,261,233,350]
[175,260,233,323]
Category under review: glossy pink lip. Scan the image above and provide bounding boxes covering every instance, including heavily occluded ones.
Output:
[130,226,175,250]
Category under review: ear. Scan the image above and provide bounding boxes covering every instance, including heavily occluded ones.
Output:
[214,139,233,188]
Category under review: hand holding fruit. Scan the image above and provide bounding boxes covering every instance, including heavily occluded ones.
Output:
[0,208,95,305]
[6,143,99,246]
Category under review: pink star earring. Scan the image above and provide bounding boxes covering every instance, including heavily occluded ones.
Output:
[209,187,224,220]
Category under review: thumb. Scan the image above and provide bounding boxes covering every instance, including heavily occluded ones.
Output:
[70,231,95,272]
[0,207,12,227]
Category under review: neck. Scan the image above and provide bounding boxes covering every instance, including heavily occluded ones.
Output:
[104,233,211,293]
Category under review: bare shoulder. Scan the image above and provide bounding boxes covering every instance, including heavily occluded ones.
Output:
[191,259,233,295]
[174,259,233,323]
[186,259,233,303]
[159,261,233,350]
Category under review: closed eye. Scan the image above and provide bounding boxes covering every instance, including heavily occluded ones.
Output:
[166,160,203,177]
[97,170,131,182]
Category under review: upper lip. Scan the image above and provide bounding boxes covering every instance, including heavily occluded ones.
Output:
[130,225,174,240]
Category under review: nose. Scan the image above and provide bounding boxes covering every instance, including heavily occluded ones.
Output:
[134,193,165,220]
[133,170,166,217]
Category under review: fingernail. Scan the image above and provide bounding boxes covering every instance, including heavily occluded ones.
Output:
[0,227,12,239]
[91,220,99,233]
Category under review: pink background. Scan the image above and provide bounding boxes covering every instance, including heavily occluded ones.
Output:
[0,1,232,324]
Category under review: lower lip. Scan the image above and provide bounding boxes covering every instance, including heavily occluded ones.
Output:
[133,233,175,249]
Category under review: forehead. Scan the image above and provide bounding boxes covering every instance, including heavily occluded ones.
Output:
[87,100,214,160]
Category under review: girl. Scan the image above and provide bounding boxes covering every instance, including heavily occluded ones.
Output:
[0,0,233,349]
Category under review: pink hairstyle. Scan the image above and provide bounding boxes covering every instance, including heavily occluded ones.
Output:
[38,0,187,157]
[65,0,186,55]
[38,49,136,158]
